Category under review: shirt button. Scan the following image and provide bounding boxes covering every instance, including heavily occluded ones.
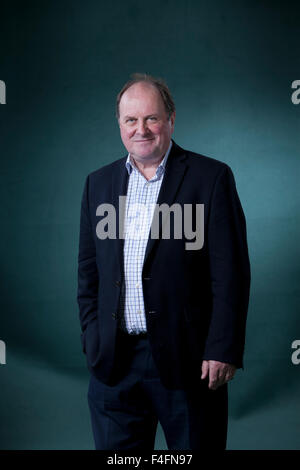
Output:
[136,283,140,288]
[137,310,142,314]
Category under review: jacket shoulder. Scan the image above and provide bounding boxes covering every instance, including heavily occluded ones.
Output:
[184,148,230,174]
[87,154,127,182]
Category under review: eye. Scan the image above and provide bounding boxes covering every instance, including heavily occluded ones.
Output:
[148,116,157,121]
[126,118,136,123]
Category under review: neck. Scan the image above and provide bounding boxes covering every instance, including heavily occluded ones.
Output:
[130,154,164,172]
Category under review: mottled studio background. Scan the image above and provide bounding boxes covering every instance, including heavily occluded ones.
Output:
[0,0,299,449]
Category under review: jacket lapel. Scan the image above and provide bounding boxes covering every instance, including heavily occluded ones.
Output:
[111,157,128,274]
[143,141,187,269]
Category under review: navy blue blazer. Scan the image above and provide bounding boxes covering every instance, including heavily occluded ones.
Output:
[77,140,251,388]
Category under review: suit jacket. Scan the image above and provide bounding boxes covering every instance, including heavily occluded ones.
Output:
[77,140,251,389]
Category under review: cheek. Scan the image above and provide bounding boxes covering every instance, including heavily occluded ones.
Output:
[151,124,165,136]
[120,128,132,142]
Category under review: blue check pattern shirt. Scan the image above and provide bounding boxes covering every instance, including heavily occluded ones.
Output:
[118,141,172,334]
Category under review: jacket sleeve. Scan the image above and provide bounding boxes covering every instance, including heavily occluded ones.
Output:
[77,175,99,351]
[203,165,251,369]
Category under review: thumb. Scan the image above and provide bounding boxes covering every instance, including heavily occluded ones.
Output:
[201,360,209,379]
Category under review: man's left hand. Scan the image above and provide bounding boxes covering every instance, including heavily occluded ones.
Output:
[201,360,236,390]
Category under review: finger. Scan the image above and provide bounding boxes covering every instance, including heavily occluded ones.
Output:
[225,366,236,382]
[225,372,234,383]
[216,374,226,388]
[214,373,227,389]
[210,364,230,389]
[201,360,209,379]
[208,366,219,390]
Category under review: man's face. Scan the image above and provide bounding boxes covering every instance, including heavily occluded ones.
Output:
[118,82,175,162]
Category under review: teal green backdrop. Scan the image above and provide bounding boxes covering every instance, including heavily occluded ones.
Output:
[0,0,299,449]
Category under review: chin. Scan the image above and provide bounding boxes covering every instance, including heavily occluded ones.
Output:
[132,145,158,158]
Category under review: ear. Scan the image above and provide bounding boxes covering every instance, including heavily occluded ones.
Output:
[169,111,176,130]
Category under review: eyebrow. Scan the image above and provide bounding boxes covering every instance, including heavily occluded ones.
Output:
[123,114,158,120]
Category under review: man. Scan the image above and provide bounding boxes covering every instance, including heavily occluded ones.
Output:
[77,73,251,450]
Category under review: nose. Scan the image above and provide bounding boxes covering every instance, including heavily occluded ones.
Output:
[136,119,148,135]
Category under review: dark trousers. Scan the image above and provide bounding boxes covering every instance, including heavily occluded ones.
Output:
[87,330,228,450]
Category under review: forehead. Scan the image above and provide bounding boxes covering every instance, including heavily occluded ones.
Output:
[119,82,165,115]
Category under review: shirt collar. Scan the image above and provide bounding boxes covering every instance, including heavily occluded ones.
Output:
[125,140,173,176]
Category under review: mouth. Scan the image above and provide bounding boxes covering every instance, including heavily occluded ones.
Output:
[134,139,155,142]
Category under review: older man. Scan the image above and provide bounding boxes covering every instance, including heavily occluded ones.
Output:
[77,73,250,450]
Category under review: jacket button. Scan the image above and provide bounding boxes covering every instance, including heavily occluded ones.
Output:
[112,313,116,319]
[115,280,121,287]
